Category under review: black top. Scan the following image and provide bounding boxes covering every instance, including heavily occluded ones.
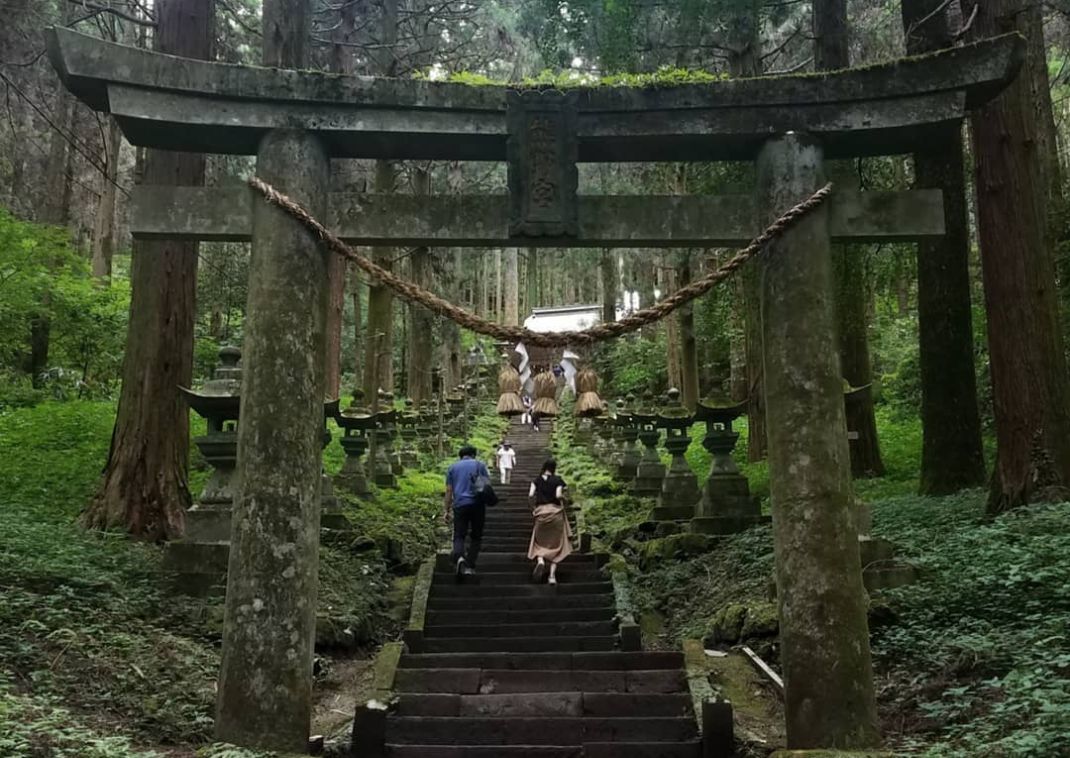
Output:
[532,474,566,506]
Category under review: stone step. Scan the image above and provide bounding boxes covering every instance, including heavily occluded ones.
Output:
[429,583,612,598]
[431,571,606,585]
[385,716,698,744]
[386,747,579,758]
[424,620,617,638]
[385,742,701,758]
[398,651,684,672]
[427,608,615,626]
[420,636,618,654]
[394,692,693,718]
[435,553,603,570]
[395,668,688,694]
[426,594,615,612]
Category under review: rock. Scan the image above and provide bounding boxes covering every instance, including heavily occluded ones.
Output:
[637,532,715,569]
[705,601,780,646]
[866,596,899,629]
[705,603,748,644]
[654,520,684,537]
[739,601,779,638]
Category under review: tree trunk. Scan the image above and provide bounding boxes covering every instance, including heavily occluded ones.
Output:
[600,248,616,323]
[726,7,767,459]
[503,247,519,326]
[407,166,433,402]
[495,248,503,322]
[902,0,986,495]
[965,0,1070,513]
[812,0,848,71]
[83,0,214,541]
[813,0,884,477]
[679,250,700,411]
[527,247,540,312]
[91,117,123,280]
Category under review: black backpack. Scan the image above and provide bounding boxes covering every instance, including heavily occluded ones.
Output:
[471,469,499,507]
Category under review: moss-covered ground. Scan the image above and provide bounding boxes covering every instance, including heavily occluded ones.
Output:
[0,399,504,757]
[554,410,1070,757]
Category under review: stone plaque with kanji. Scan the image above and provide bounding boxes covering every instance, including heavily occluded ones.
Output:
[507,89,579,238]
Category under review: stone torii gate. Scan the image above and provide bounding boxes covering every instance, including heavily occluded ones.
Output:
[47,25,1021,752]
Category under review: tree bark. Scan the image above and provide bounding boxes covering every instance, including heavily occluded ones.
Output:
[678,250,700,411]
[503,247,519,326]
[361,162,396,406]
[91,117,123,280]
[902,0,986,495]
[407,166,433,402]
[758,133,880,750]
[813,0,884,477]
[812,0,848,71]
[663,254,683,391]
[495,248,503,322]
[600,248,616,324]
[527,247,540,313]
[82,0,213,541]
[965,0,1070,513]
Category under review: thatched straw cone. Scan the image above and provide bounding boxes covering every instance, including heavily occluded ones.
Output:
[532,371,559,417]
[496,365,524,416]
[575,367,603,417]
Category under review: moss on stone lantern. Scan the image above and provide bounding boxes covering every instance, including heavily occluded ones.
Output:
[630,391,666,498]
[334,389,375,498]
[653,388,700,522]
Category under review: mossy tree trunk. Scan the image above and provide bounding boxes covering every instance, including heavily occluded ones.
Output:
[503,247,519,326]
[679,250,700,411]
[813,0,884,478]
[901,0,985,495]
[82,0,213,541]
[407,166,433,403]
[758,133,880,750]
[964,0,1070,514]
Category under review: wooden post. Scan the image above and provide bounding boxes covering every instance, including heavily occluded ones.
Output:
[756,133,880,749]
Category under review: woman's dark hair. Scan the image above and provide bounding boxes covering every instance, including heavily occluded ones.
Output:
[459,445,478,458]
[542,459,557,474]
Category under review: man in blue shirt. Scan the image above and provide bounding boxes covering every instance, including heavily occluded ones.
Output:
[443,445,490,578]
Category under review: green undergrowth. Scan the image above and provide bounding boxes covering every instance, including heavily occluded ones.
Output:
[555,406,1066,755]
[0,399,489,755]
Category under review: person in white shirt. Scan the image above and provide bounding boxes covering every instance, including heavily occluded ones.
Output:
[495,441,517,484]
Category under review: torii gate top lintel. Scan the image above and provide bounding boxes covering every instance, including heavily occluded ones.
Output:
[48,27,1022,163]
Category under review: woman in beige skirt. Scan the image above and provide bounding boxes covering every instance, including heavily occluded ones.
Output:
[528,459,572,584]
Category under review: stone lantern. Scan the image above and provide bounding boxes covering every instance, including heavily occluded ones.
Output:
[690,397,766,535]
[398,398,420,468]
[447,389,466,437]
[334,389,374,498]
[180,345,242,541]
[379,391,404,477]
[370,404,398,489]
[653,388,700,522]
[630,392,666,498]
[319,397,353,533]
[614,396,641,481]
[591,405,613,458]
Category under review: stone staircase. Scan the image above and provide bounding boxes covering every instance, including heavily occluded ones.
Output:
[379,418,703,757]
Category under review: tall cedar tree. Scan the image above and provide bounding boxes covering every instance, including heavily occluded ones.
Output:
[813,0,885,477]
[83,0,213,540]
[964,0,1070,513]
[901,0,985,494]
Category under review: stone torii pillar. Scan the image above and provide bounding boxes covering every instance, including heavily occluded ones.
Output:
[758,133,879,748]
[214,2,329,751]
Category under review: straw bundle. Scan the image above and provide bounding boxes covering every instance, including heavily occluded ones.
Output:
[532,371,559,417]
[575,367,603,417]
[496,365,524,416]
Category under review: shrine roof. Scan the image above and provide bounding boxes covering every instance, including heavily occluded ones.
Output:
[46,27,1023,161]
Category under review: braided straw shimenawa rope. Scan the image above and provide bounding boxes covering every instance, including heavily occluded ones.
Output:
[247,176,833,348]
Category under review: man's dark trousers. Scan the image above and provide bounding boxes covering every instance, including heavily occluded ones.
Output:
[452,503,486,567]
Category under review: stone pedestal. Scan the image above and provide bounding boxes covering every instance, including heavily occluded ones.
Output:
[336,432,372,497]
[652,388,700,521]
[654,430,700,522]
[690,421,766,535]
[371,424,398,489]
[630,416,665,498]
[319,421,352,534]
